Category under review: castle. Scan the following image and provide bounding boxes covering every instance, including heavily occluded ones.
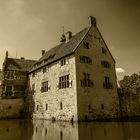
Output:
[0,16,120,121]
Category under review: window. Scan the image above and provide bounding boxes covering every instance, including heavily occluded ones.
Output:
[5,86,13,96]
[32,84,35,91]
[80,73,93,87]
[43,66,49,73]
[102,47,107,54]
[83,42,89,49]
[88,104,91,110]
[41,81,49,92]
[36,126,38,133]
[101,104,104,110]
[60,131,63,140]
[103,77,113,89]
[2,85,5,92]
[37,105,39,111]
[83,73,90,79]
[9,106,11,109]
[6,86,12,91]
[46,104,48,110]
[79,56,92,64]
[60,58,66,66]
[45,128,47,136]
[59,75,69,89]
[101,61,111,68]
[60,102,63,110]
[105,76,110,85]
[31,84,35,94]
[5,71,14,79]
[88,104,93,113]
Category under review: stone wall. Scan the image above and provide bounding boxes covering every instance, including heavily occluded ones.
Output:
[29,55,78,121]
[28,25,120,122]
[0,98,25,118]
[75,26,120,120]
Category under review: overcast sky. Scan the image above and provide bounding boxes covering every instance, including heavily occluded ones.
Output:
[0,0,140,79]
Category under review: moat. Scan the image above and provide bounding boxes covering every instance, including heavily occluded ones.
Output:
[0,119,140,140]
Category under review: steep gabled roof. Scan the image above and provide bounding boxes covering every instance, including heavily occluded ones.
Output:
[30,20,116,73]
[5,58,36,72]
[30,27,90,72]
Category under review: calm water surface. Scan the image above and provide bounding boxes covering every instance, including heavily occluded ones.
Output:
[0,119,140,140]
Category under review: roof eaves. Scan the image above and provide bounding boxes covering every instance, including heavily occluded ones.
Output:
[28,52,74,74]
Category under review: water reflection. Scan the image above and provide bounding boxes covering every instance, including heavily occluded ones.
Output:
[0,119,140,140]
[0,119,33,140]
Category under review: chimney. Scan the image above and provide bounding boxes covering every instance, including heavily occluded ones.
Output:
[60,34,66,43]
[6,51,8,58]
[21,57,25,60]
[42,50,45,56]
[66,31,72,42]
[88,16,96,27]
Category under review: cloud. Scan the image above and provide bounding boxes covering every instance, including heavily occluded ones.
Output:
[116,68,125,73]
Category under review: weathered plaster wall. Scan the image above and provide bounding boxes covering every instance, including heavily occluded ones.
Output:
[0,98,25,118]
[29,55,78,121]
[75,26,120,120]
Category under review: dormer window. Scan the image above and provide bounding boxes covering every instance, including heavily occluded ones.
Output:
[60,58,68,66]
[60,58,66,66]
[43,66,49,73]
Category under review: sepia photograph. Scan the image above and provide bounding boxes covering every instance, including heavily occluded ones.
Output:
[0,0,140,140]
